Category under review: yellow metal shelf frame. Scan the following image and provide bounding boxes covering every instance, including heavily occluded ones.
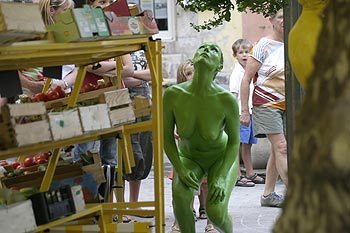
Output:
[0,36,165,233]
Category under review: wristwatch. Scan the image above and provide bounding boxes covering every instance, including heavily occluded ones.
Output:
[63,80,69,89]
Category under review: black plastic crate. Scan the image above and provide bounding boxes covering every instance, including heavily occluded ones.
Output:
[30,185,76,225]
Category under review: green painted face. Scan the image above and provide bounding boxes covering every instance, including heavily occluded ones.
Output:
[192,42,223,73]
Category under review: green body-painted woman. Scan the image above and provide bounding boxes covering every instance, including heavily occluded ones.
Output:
[163,42,240,233]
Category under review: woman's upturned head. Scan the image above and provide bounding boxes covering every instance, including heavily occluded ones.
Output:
[192,42,223,75]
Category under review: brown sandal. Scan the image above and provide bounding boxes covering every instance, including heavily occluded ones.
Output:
[246,173,265,184]
[235,176,255,187]
[198,208,207,219]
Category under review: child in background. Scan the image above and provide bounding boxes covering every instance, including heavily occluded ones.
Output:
[229,39,265,187]
[169,59,218,233]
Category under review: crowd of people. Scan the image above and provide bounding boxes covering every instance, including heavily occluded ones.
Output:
[0,1,289,232]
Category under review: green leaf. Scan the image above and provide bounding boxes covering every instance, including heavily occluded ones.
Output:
[176,0,289,31]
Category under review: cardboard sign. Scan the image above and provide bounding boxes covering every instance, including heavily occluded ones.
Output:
[49,5,110,43]
[0,70,22,97]
[43,66,62,80]
[105,10,159,36]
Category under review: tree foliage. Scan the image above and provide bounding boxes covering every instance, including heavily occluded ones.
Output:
[176,0,288,31]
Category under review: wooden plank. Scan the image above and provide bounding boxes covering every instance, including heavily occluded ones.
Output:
[14,120,52,147]
[1,164,83,189]
[133,96,150,109]
[48,108,83,140]
[0,122,15,149]
[78,104,111,132]
[109,106,135,126]
[133,107,151,118]
[45,86,116,109]
[4,102,46,117]
[103,89,131,108]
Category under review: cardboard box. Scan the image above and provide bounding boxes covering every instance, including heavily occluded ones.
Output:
[0,2,46,44]
[105,10,159,36]
[0,200,37,233]
[48,108,83,140]
[0,102,52,148]
[49,5,110,43]
[78,104,111,132]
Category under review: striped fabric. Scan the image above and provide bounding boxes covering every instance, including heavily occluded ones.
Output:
[251,38,285,110]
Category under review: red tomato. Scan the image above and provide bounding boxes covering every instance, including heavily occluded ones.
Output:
[42,152,50,160]
[36,158,48,164]
[53,86,66,98]
[11,161,21,169]
[30,96,41,102]
[46,90,60,101]
[24,157,35,167]
[33,152,49,162]
[32,93,48,102]
[16,164,25,170]
[82,83,98,92]
[0,160,8,166]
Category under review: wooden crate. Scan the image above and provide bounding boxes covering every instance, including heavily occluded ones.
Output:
[0,2,46,45]
[0,102,52,148]
[78,104,111,132]
[133,95,151,118]
[45,86,116,109]
[101,89,135,126]
[48,108,83,140]
[0,200,37,233]
[1,163,83,189]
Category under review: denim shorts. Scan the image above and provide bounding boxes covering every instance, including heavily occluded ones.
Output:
[240,114,258,144]
[252,106,286,138]
[123,85,153,181]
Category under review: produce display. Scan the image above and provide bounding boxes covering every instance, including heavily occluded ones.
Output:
[1,151,50,179]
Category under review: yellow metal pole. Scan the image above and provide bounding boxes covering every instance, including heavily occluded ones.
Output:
[116,57,123,89]
[144,39,164,233]
[67,66,87,108]
[39,148,60,192]
[42,78,51,93]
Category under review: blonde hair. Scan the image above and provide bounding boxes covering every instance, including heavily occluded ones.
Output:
[177,59,193,84]
[39,0,74,25]
[231,39,253,56]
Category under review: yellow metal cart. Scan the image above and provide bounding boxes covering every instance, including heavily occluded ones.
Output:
[0,36,164,232]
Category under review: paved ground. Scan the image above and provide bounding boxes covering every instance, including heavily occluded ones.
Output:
[123,160,286,233]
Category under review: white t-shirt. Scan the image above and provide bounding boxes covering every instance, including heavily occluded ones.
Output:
[251,38,285,110]
[229,62,254,114]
